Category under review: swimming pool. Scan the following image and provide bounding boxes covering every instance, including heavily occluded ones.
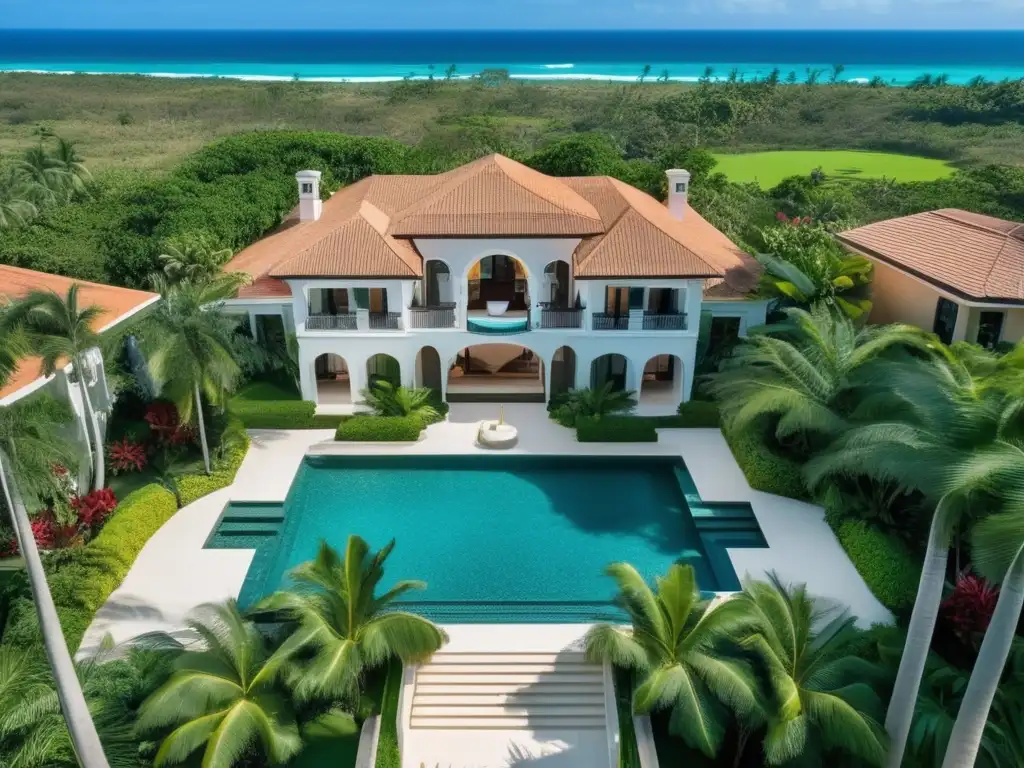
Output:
[211,455,765,622]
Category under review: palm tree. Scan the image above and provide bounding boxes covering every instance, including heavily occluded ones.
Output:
[157,234,233,285]
[0,395,77,512]
[941,456,1024,768]
[18,145,67,205]
[0,317,108,768]
[803,358,1022,768]
[361,380,440,422]
[6,284,108,490]
[737,574,888,765]
[658,69,670,83]
[829,63,846,84]
[253,536,447,705]
[584,563,759,758]
[444,64,457,80]
[0,165,38,229]
[50,138,91,198]
[561,381,637,423]
[141,275,245,474]
[138,601,303,767]
[639,64,652,83]
[703,306,940,453]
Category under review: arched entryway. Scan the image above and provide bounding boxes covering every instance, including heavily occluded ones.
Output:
[590,353,629,392]
[315,353,351,406]
[542,261,571,308]
[467,255,530,313]
[639,354,684,412]
[416,346,443,394]
[550,346,577,400]
[447,344,544,403]
[366,353,401,391]
[424,260,453,306]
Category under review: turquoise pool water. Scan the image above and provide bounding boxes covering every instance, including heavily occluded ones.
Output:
[467,316,528,335]
[214,455,764,622]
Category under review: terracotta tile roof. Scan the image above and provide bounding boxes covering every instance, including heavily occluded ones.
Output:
[0,266,158,402]
[838,209,1024,303]
[388,154,604,238]
[223,153,758,287]
[238,276,292,299]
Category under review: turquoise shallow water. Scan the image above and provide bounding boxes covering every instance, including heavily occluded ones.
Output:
[237,455,739,622]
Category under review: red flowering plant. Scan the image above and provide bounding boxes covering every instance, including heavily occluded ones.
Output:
[71,488,118,529]
[28,511,78,549]
[108,438,148,474]
[0,527,18,558]
[940,569,999,649]
[145,401,195,447]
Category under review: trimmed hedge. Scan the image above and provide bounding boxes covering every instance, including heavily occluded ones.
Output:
[374,660,402,768]
[4,484,178,652]
[335,415,423,442]
[673,400,722,428]
[722,425,809,501]
[177,431,251,507]
[827,514,921,617]
[228,398,343,430]
[576,416,658,443]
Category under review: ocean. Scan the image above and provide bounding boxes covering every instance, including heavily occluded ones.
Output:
[1,29,1023,86]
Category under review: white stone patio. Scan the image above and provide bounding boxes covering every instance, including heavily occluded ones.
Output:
[77,403,891,766]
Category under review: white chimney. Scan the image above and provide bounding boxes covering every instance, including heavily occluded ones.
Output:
[296,170,322,222]
[665,169,691,221]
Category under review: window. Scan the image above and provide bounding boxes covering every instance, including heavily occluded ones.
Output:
[932,298,959,344]
[300,182,313,194]
[976,311,1005,350]
[675,182,687,193]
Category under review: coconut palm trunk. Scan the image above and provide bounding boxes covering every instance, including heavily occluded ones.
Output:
[885,499,956,768]
[940,546,1024,768]
[0,450,110,768]
[74,353,105,491]
[194,382,211,475]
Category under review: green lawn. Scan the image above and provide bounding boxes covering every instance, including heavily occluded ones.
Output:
[712,150,956,189]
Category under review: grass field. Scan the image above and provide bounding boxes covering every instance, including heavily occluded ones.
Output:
[712,150,957,189]
[0,73,1021,173]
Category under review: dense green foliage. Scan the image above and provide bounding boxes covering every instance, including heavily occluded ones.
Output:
[175,427,249,507]
[721,423,809,500]
[576,416,658,443]
[3,484,178,653]
[827,515,920,616]
[673,399,722,428]
[335,415,424,442]
[374,661,402,768]
[551,382,639,428]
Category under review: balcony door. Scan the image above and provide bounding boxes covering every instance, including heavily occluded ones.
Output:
[605,287,644,319]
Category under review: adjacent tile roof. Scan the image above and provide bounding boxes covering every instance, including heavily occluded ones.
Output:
[223,153,760,291]
[0,266,159,402]
[838,209,1024,303]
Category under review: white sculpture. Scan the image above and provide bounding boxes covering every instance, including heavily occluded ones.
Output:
[477,406,518,449]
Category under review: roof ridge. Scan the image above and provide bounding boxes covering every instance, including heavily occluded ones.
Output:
[931,209,1017,240]
[492,155,601,222]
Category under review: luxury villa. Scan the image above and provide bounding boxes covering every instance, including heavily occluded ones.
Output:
[221,154,768,412]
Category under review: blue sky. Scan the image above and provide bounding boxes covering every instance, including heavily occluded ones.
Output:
[0,0,1019,29]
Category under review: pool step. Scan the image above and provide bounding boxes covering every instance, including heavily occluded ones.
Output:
[215,520,282,536]
[410,652,607,731]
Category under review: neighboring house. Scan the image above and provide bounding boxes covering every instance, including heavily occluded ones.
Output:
[221,154,766,413]
[0,266,160,484]
[838,209,1024,348]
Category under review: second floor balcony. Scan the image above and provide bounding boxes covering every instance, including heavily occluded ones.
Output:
[591,311,688,331]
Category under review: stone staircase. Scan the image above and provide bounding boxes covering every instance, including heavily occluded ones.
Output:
[409,651,607,730]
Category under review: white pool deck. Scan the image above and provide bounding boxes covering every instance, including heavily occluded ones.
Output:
[77,403,891,767]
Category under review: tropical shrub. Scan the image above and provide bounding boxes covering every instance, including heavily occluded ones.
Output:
[70,488,118,529]
[335,415,423,442]
[576,416,657,443]
[107,437,147,474]
[755,219,873,320]
[360,381,441,424]
[551,382,637,427]
[939,571,999,649]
